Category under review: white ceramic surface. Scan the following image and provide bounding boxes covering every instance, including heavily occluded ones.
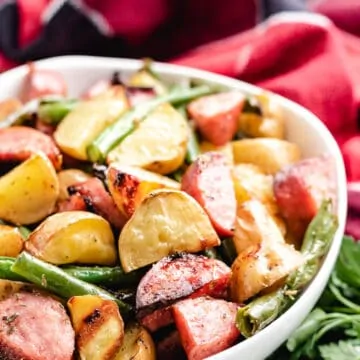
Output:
[0,56,347,360]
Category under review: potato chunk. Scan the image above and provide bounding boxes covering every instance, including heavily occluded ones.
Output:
[199,141,234,165]
[107,103,188,174]
[119,190,220,272]
[68,295,124,360]
[232,164,286,235]
[113,323,156,360]
[107,164,180,218]
[238,93,285,139]
[230,200,304,302]
[25,211,116,265]
[0,225,24,257]
[230,242,304,303]
[0,153,59,225]
[54,86,129,160]
[232,138,301,174]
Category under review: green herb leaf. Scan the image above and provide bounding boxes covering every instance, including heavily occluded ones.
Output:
[319,340,360,360]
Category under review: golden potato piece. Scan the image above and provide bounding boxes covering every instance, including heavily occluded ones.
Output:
[230,242,304,303]
[114,323,156,360]
[119,189,220,272]
[54,87,129,160]
[107,103,188,175]
[232,138,301,174]
[233,200,285,254]
[199,141,234,165]
[239,93,285,139]
[57,169,92,201]
[0,153,59,225]
[232,164,286,235]
[68,295,124,360]
[128,66,167,95]
[107,164,180,218]
[25,211,116,265]
[0,225,24,257]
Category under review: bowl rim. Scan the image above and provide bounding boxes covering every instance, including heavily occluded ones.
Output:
[0,55,348,360]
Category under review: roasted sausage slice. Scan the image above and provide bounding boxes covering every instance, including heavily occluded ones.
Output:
[187,91,244,146]
[181,152,237,236]
[0,291,75,360]
[136,253,231,313]
[0,126,62,170]
[172,296,240,360]
[274,155,337,240]
[68,177,127,229]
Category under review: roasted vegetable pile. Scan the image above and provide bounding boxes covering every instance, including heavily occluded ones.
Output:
[0,61,338,360]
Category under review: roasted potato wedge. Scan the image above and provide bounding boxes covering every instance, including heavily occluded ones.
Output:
[233,200,285,254]
[199,141,234,165]
[239,93,285,139]
[113,323,156,360]
[107,164,180,218]
[0,153,59,225]
[107,103,188,175]
[68,295,124,360]
[232,164,286,235]
[0,280,35,301]
[25,211,117,265]
[0,225,24,257]
[57,169,92,201]
[119,189,220,272]
[232,138,301,174]
[54,87,129,160]
[230,242,304,303]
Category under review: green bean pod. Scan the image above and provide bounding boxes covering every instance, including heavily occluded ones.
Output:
[236,199,338,337]
[38,99,78,124]
[11,252,132,318]
[87,85,215,163]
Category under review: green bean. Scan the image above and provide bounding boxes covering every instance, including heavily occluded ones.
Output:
[61,265,145,288]
[236,199,338,337]
[185,122,200,164]
[11,252,132,318]
[0,257,26,282]
[0,256,145,288]
[18,226,31,240]
[87,85,215,163]
[37,99,77,124]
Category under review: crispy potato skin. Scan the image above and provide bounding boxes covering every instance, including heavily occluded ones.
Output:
[57,169,92,201]
[0,225,24,257]
[187,92,244,146]
[107,103,188,175]
[67,295,124,360]
[107,164,180,218]
[0,153,59,225]
[181,152,236,237]
[113,323,156,360]
[25,211,117,265]
[119,189,220,272]
[232,138,301,174]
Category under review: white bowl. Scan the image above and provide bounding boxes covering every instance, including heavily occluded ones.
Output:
[0,55,347,360]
